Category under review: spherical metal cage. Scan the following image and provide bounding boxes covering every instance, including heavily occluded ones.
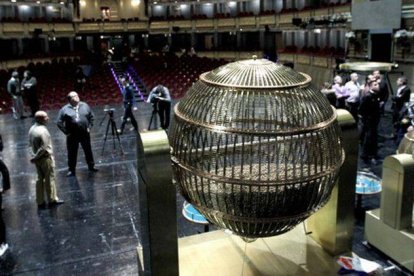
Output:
[170,58,344,238]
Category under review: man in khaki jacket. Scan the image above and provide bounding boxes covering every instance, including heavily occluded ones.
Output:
[29,111,64,209]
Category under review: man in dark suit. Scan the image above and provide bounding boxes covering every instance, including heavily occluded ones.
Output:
[372,70,389,113]
[57,92,98,177]
[118,76,138,134]
[21,70,39,117]
[392,76,411,124]
[359,80,381,164]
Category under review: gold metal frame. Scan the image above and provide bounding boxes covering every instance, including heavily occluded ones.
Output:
[170,58,344,238]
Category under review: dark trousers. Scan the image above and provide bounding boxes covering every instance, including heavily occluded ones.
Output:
[346,101,360,124]
[0,159,9,245]
[361,118,379,160]
[67,132,95,172]
[120,105,138,132]
[26,91,39,117]
[158,101,171,130]
[0,194,5,244]
[0,160,10,190]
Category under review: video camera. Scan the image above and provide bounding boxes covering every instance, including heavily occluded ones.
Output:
[150,94,160,104]
[104,106,116,116]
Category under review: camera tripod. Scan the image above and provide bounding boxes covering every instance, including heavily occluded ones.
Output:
[100,110,124,155]
[147,103,158,130]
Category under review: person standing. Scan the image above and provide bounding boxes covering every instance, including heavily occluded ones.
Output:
[74,66,86,93]
[372,70,389,112]
[147,85,171,130]
[21,70,39,117]
[332,75,349,109]
[29,111,64,208]
[118,76,138,135]
[0,134,10,257]
[56,92,98,177]
[392,76,411,125]
[7,71,26,119]
[345,73,362,123]
[359,81,381,165]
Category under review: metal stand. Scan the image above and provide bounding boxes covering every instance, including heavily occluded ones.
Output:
[100,110,124,155]
[147,104,158,130]
[137,130,178,276]
[307,109,359,255]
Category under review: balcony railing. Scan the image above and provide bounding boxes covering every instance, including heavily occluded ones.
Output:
[0,4,351,37]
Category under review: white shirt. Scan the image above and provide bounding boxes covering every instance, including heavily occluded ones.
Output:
[345,81,362,103]
[397,85,407,97]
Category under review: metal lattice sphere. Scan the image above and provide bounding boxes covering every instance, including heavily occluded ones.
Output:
[170,58,344,238]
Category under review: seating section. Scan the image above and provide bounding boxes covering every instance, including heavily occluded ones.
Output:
[0,58,122,114]
[130,54,227,99]
[0,54,229,114]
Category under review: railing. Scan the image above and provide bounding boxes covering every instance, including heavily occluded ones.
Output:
[0,4,351,37]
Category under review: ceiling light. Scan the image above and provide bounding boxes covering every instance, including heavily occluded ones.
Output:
[11,0,17,3]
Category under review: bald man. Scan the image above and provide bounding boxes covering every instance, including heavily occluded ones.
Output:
[57,91,98,177]
[345,72,362,122]
[29,111,64,208]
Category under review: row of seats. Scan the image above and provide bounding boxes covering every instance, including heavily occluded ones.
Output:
[0,53,229,114]
[0,58,122,114]
[131,54,227,99]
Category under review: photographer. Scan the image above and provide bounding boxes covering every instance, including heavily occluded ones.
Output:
[118,76,138,135]
[147,84,171,130]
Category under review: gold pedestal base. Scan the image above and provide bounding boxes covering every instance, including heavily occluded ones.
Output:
[365,209,414,273]
[178,225,341,276]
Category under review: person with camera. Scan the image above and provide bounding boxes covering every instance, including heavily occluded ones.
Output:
[118,76,138,135]
[57,91,98,177]
[29,111,64,208]
[147,84,171,130]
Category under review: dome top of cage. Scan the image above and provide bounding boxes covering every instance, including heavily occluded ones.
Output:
[175,58,335,135]
[200,58,310,89]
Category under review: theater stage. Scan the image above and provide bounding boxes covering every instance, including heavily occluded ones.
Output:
[0,100,406,275]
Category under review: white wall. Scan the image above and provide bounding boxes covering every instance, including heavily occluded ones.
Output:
[295,0,305,10]
[80,0,145,19]
[152,5,166,17]
[17,5,32,21]
[118,0,146,19]
[247,0,260,14]
[178,3,191,18]
[275,0,283,12]
[295,30,305,49]
[201,3,214,18]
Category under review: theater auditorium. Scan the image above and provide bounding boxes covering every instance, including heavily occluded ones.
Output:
[0,0,413,275]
